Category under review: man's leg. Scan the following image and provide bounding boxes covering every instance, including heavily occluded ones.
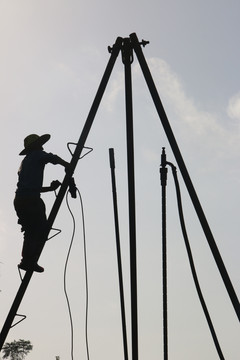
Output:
[15,197,46,272]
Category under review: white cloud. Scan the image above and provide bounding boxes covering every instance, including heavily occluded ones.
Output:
[146,58,222,135]
[143,58,240,158]
[99,56,240,162]
[227,92,240,120]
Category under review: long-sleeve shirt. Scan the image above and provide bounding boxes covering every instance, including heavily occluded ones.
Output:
[16,149,62,197]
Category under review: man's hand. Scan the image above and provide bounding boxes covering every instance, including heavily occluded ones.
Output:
[64,162,71,175]
[50,180,61,191]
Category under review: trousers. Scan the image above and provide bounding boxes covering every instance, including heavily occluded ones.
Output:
[14,195,48,264]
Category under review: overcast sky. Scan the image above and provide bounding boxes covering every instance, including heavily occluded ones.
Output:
[0,1,239,360]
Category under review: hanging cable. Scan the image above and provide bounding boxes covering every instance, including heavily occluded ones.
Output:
[64,191,75,360]
[167,161,225,360]
[63,140,92,360]
[76,188,90,360]
[64,187,90,360]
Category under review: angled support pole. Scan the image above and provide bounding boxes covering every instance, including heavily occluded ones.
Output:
[130,32,240,321]
[0,36,123,350]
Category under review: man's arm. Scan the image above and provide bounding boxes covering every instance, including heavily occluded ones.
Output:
[41,180,61,193]
[45,152,70,170]
[56,157,70,169]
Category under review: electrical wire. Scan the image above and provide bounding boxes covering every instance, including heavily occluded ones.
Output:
[64,188,90,360]
[167,162,225,360]
[76,188,90,360]
[64,191,75,360]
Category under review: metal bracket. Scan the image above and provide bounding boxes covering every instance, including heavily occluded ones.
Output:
[11,314,27,328]
[67,142,93,159]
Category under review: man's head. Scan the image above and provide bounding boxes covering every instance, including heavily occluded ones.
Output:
[19,134,50,155]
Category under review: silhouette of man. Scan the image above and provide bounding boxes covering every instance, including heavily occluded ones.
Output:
[14,134,70,272]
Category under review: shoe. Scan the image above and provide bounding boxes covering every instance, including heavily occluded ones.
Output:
[18,261,29,271]
[33,263,44,273]
[18,261,44,273]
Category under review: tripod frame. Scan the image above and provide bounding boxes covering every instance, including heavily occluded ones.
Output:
[0,33,239,359]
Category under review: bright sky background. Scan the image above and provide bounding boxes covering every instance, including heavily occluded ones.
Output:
[0,1,239,359]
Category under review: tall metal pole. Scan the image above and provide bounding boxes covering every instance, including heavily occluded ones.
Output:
[160,148,168,360]
[109,148,129,360]
[130,32,240,320]
[122,38,138,360]
[0,36,123,350]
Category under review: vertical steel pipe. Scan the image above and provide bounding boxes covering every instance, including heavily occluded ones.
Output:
[122,38,138,360]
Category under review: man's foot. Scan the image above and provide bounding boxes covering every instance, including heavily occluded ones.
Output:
[18,261,44,273]
[33,263,44,273]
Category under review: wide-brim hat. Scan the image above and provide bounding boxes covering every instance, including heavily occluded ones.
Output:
[19,134,51,155]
